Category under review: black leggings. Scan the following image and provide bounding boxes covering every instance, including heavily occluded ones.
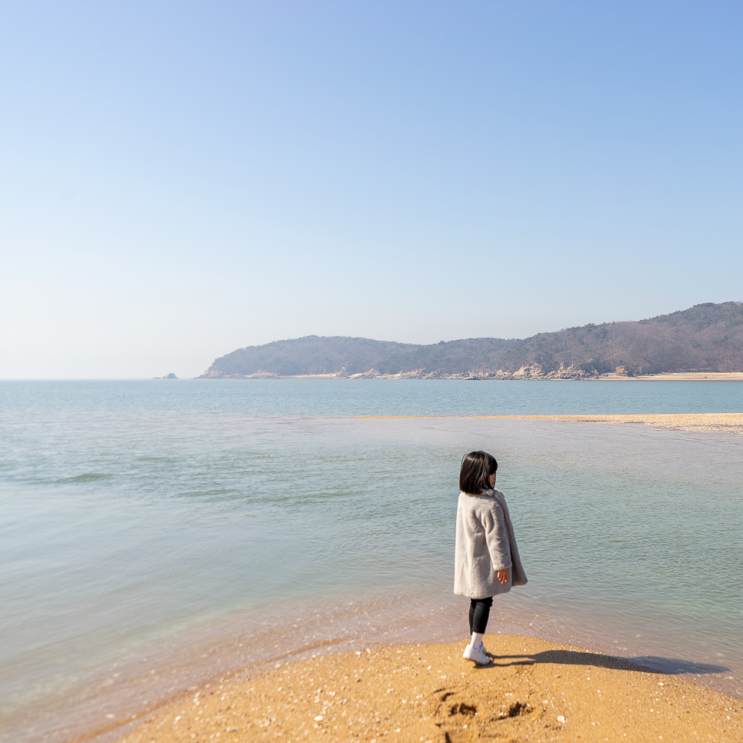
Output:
[469,597,493,635]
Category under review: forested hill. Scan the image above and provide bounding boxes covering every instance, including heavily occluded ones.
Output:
[199,302,743,379]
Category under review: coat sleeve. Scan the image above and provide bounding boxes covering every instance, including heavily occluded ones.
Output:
[482,500,512,572]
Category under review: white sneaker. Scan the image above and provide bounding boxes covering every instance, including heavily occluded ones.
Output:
[463,643,490,665]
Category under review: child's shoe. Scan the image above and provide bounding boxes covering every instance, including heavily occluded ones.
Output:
[463,643,490,665]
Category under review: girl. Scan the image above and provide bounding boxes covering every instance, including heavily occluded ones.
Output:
[455,451,527,665]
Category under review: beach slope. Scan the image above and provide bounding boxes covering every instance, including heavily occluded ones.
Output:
[118,635,741,743]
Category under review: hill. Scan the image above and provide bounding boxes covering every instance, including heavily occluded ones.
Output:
[199,302,743,379]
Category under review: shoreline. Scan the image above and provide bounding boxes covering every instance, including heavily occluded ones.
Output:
[12,582,740,743]
[197,372,743,381]
[352,413,743,434]
[595,371,743,381]
[11,577,743,743]
[4,418,741,743]
[116,635,742,743]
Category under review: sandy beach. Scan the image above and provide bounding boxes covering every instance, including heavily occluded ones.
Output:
[116,635,741,743]
[599,372,743,382]
[353,413,743,434]
[470,413,743,434]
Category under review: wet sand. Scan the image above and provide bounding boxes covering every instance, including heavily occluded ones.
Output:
[470,413,743,434]
[14,583,741,743]
[117,635,741,743]
[355,413,743,434]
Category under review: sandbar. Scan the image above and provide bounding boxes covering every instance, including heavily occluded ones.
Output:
[353,413,743,434]
[599,372,743,381]
[116,635,741,743]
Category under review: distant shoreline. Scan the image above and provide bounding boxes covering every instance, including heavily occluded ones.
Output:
[595,371,743,381]
[202,303,743,381]
[198,371,743,381]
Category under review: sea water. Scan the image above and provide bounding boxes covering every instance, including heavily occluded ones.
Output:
[1,380,742,742]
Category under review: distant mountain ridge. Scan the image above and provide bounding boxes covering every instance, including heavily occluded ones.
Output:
[200,302,743,379]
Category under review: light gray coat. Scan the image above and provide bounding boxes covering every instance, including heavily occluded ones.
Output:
[454,488,527,599]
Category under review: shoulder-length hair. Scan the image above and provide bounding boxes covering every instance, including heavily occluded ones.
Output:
[459,451,498,495]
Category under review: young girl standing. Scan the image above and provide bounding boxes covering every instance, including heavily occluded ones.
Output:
[455,451,527,665]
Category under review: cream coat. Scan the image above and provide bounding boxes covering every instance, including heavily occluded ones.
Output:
[454,488,527,599]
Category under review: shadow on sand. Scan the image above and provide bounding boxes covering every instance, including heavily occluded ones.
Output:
[485,649,729,676]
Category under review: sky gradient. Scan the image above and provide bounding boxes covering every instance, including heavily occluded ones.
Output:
[2,1,742,378]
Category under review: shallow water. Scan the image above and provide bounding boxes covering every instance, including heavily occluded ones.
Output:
[3,377,743,418]
[1,381,742,741]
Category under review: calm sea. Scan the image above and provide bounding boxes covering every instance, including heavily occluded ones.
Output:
[1,380,742,742]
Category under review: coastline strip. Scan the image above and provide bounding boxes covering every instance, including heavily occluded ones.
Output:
[352,413,743,433]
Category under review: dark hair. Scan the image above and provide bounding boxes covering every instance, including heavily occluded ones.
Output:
[459,451,498,494]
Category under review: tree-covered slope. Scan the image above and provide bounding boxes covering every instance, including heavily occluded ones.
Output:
[200,302,743,378]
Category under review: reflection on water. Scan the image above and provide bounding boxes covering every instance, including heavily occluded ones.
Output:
[1,382,742,742]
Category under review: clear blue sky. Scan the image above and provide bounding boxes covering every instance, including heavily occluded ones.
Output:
[1,1,741,378]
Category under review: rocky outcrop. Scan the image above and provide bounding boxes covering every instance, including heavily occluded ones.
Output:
[199,370,280,379]
[511,364,599,380]
[348,368,382,379]
[332,364,599,381]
